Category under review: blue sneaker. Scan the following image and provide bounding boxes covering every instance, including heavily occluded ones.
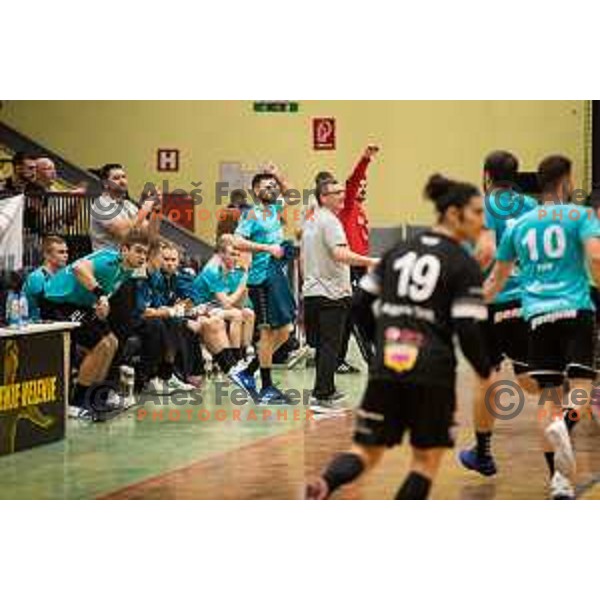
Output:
[259,385,292,405]
[459,447,497,477]
[227,365,259,401]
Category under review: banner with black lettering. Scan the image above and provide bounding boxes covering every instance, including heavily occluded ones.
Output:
[0,331,65,456]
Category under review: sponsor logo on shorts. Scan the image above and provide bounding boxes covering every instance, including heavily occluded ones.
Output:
[530,309,577,330]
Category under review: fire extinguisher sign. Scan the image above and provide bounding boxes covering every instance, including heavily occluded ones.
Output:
[313,118,336,150]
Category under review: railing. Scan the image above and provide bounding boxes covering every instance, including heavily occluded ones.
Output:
[20,192,92,269]
[0,120,214,264]
[1,192,218,277]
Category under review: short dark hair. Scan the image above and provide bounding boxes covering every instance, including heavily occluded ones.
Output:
[121,228,150,248]
[315,171,333,187]
[251,173,275,190]
[42,235,66,254]
[99,163,124,181]
[484,151,519,185]
[537,155,572,193]
[12,152,36,167]
[316,178,338,204]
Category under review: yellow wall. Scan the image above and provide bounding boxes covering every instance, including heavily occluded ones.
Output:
[0,100,589,241]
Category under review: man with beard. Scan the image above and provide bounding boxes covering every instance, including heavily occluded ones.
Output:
[233,168,296,404]
[90,163,161,252]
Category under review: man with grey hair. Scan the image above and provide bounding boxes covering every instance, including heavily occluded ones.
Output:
[35,157,58,191]
[302,178,378,410]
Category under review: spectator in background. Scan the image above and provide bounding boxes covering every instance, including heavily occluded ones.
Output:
[31,157,84,234]
[34,157,58,192]
[336,144,379,373]
[89,163,162,354]
[35,157,88,195]
[0,152,37,196]
[302,178,378,409]
[90,163,161,251]
[23,235,68,321]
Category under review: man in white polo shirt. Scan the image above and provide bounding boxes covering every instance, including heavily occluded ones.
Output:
[302,178,377,409]
[90,163,161,251]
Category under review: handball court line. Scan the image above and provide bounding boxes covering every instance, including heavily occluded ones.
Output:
[101,371,600,499]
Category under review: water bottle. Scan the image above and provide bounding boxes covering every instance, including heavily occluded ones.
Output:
[19,293,29,325]
[5,291,21,327]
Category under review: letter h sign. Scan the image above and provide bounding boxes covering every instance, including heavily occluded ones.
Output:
[157,149,180,172]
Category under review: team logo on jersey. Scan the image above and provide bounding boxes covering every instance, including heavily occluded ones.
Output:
[383,342,419,373]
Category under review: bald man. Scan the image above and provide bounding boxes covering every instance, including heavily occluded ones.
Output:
[35,157,58,191]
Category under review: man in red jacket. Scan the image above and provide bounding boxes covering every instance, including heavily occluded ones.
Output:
[337,144,379,373]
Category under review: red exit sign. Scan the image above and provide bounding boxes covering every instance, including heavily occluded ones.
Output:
[313,118,336,150]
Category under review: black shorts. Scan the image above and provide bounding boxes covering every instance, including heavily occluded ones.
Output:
[248,283,270,328]
[527,309,596,387]
[41,301,111,349]
[353,378,456,449]
[591,287,600,321]
[483,301,529,374]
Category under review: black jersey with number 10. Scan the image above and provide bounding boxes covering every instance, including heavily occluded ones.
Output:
[360,230,486,388]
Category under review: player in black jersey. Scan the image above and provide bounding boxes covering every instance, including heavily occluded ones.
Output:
[305,174,492,500]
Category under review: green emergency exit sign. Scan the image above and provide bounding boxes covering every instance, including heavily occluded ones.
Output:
[253,101,299,113]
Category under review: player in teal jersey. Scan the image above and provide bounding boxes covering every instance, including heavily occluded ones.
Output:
[486,155,600,499]
[41,228,150,419]
[192,234,255,362]
[233,165,296,404]
[23,235,68,321]
[460,151,538,477]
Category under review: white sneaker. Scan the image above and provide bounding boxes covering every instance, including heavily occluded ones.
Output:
[550,471,575,500]
[67,405,93,420]
[545,420,576,480]
[143,377,170,395]
[105,390,126,410]
[166,375,196,392]
[121,394,137,409]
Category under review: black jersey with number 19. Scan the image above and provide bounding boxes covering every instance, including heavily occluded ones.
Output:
[360,230,487,389]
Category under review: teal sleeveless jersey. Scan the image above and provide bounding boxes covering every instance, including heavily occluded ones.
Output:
[496,204,600,320]
[485,189,538,304]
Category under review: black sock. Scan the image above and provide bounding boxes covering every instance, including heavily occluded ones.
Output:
[395,472,432,500]
[322,453,366,497]
[544,452,555,477]
[246,356,259,374]
[71,383,89,408]
[157,361,173,381]
[214,349,237,373]
[476,431,492,459]
[564,409,579,433]
[231,348,242,362]
[260,368,273,389]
